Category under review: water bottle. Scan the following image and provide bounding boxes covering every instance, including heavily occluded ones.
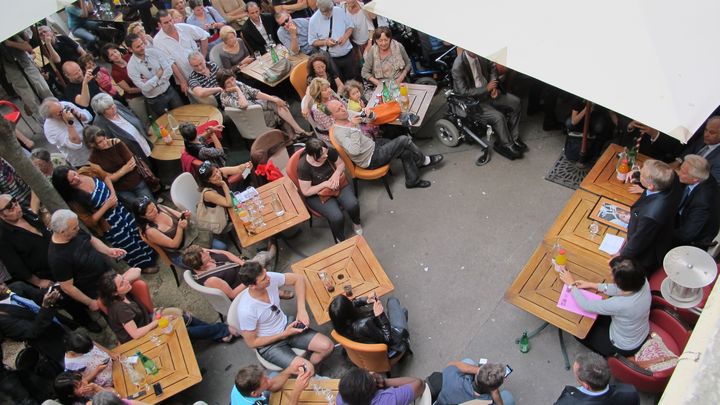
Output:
[519,331,530,353]
[136,351,159,375]
[149,117,162,141]
[269,44,279,64]
[381,80,391,103]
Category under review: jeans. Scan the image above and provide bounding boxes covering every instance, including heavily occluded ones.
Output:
[146,86,184,118]
[368,136,425,186]
[117,180,155,210]
[461,358,516,405]
[386,297,408,334]
[71,20,101,51]
[183,314,230,341]
[305,185,360,241]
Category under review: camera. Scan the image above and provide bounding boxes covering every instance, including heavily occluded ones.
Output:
[91,66,100,76]
[359,110,375,123]
[63,106,75,125]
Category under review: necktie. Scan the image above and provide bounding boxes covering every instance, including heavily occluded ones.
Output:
[697,145,710,157]
[10,293,62,325]
[679,186,692,214]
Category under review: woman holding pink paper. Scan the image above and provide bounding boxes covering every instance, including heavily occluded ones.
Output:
[559,257,650,357]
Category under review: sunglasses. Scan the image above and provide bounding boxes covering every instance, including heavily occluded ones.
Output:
[198,160,213,175]
[1,197,17,211]
[269,305,280,314]
[137,196,152,214]
[279,18,290,27]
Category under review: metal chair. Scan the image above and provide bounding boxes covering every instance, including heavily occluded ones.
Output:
[183,270,231,322]
[329,127,393,200]
[171,172,201,216]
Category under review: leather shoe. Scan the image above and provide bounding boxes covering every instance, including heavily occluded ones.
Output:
[406,179,431,189]
[513,139,528,151]
[475,149,491,166]
[493,144,521,160]
[141,265,160,275]
[423,154,444,168]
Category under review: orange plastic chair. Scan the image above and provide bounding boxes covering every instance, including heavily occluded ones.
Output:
[286,148,333,235]
[97,279,154,315]
[329,127,393,199]
[0,100,22,124]
[139,231,181,287]
[289,59,309,99]
[331,330,404,374]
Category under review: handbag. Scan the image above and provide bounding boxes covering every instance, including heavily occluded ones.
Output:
[195,188,228,234]
[318,160,349,203]
[371,101,401,125]
[262,58,292,83]
[134,156,161,192]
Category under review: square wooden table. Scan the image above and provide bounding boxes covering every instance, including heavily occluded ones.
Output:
[150,104,224,161]
[269,378,339,405]
[291,235,394,325]
[366,83,437,128]
[228,177,310,247]
[112,319,201,403]
[240,52,308,87]
[579,143,648,206]
[505,189,626,338]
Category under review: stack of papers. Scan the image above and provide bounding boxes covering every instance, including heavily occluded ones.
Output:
[599,234,625,255]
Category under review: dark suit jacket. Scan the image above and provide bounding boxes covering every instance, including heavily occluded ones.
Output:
[675,177,720,247]
[0,303,66,365]
[92,101,152,165]
[623,181,680,273]
[637,132,682,163]
[554,384,640,405]
[681,132,720,185]
[451,52,496,101]
[241,14,280,55]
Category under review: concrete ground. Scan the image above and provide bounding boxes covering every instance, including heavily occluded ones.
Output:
[3,90,656,404]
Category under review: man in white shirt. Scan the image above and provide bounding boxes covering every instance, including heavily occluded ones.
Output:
[308,0,356,80]
[153,10,209,94]
[125,33,183,117]
[39,97,92,167]
[236,261,333,369]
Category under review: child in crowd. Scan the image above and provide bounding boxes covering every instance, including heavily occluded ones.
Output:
[63,331,116,387]
[343,80,379,138]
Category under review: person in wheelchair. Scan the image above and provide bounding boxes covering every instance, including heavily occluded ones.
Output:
[451,50,524,164]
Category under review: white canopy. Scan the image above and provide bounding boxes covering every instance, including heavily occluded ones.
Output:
[0,0,73,42]
[365,0,720,142]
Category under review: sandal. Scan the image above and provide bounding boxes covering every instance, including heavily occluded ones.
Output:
[279,290,295,300]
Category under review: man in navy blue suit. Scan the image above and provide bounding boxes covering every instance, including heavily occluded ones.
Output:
[674,155,720,248]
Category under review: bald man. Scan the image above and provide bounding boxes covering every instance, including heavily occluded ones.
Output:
[676,116,720,186]
[62,61,102,109]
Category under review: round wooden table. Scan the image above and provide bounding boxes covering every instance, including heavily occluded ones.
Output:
[150,104,223,161]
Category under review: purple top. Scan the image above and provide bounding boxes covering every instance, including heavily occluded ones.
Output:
[336,384,415,405]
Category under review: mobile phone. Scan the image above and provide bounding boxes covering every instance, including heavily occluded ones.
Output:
[294,321,306,329]
[153,382,163,396]
[91,66,100,76]
[504,365,513,378]
[127,390,146,399]
[101,358,111,365]
[181,211,189,220]
[242,165,252,178]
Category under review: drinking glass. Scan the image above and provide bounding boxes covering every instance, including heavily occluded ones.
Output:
[254,51,263,68]
[271,193,284,217]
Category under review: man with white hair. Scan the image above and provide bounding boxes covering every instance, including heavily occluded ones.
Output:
[673,154,720,248]
[153,9,209,93]
[48,210,126,330]
[187,52,223,105]
[40,97,93,167]
[308,0,356,80]
[675,116,720,186]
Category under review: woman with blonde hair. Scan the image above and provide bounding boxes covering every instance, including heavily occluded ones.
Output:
[126,21,153,48]
[217,25,254,71]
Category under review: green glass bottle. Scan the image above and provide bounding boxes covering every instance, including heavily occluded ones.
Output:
[136,351,159,375]
[519,331,530,353]
[149,117,162,141]
[381,80,391,103]
[269,45,279,64]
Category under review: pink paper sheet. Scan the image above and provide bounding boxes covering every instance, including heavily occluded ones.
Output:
[557,285,602,319]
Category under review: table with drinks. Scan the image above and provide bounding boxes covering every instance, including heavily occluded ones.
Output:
[149,104,224,161]
[366,82,437,128]
[505,144,648,340]
[291,235,394,325]
[112,318,202,403]
[228,177,310,247]
[240,43,309,87]
[269,378,340,405]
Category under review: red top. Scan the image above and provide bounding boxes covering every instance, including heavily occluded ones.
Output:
[110,54,140,100]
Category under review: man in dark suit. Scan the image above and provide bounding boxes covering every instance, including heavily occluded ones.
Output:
[242,1,280,55]
[451,51,523,165]
[674,116,720,185]
[554,352,639,405]
[674,155,720,248]
[622,159,680,274]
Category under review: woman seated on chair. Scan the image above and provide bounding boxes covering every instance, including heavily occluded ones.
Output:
[217,26,254,71]
[559,257,651,357]
[98,270,240,344]
[216,69,312,140]
[297,138,361,242]
[180,244,288,300]
[196,160,249,246]
[307,78,377,143]
[306,52,344,95]
[329,294,410,359]
[361,27,411,89]
[181,122,227,167]
[132,196,223,264]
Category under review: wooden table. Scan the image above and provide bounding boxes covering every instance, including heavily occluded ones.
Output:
[150,104,223,161]
[291,235,394,325]
[505,189,627,338]
[366,83,437,128]
[240,52,308,87]
[228,177,310,247]
[579,143,648,206]
[112,319,201,403]
[269,378,339,405]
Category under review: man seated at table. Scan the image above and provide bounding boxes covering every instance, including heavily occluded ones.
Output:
[336,367,424,405]
[329,99,443,189]
[274,11,314,56]
[236,261,334,369]
[436,358,515,405]
[673,155,720,249]
[622,159,680,274]
[231,358,313,405]
[554,352,639,405]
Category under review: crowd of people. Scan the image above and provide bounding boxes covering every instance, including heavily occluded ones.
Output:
[0,0,718,404]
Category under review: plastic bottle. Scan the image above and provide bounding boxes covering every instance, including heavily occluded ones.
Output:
[156,314,172,334]
[399,84,410,111]
[269,44,279,64]
[136,351,159,375]
[381,80,391,103]
[519,331,530,353]
[554,249,567,273]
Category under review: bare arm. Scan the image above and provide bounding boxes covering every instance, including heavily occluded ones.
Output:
[282,272,308,324]
[59,279,95,307]
[447,360,480,375]
[204,277,247,299]
[115,80,142,95]
[122,318,159,340]
[202,185,232,208]
[239,327,292,348]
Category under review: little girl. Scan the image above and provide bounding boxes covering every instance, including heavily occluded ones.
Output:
[64,331,116,387]
[343,80,379,138]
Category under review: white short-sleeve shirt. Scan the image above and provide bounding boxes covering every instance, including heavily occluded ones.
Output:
[153,23,210,79]
[237,272,288,337]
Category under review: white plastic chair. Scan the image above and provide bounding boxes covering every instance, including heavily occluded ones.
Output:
[413,384,432,405]
[171,172,201,216]
[183,270,231,322]
[228,290,306,371]
[209,43,224,68]
[225,105,274,141]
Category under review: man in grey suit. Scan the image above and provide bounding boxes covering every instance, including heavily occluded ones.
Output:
[674,116,720,185]
[451,51,524,165]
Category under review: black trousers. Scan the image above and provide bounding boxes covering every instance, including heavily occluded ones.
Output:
[577,315,641,357]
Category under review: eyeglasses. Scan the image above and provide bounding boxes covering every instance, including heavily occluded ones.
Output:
[1,197,17,212]
[269,305,280,314]
[279,18,290,27]
[198,160,212,175]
